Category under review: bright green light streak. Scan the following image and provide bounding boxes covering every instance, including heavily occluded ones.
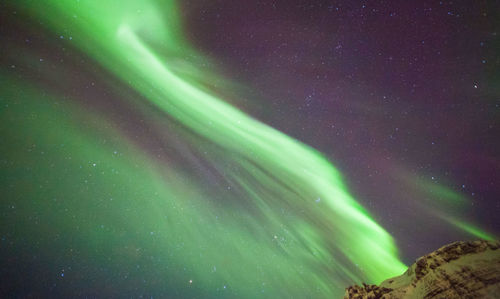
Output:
[115,9,406,283]
[11,0,409,296]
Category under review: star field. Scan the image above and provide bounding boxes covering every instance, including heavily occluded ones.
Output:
[0,1,499,298]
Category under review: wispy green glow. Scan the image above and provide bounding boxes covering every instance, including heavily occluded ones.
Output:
[4,0,408,297]
[395,169,494,240]
[444,217,496,241]
[417,179,467,205]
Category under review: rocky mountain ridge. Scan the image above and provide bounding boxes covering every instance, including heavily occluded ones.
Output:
[344,240,500,298]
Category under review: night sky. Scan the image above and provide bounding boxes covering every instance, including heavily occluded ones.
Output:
[1,0,499,298]
[181,0,500,258]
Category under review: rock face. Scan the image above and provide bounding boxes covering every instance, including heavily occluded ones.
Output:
[344,240,500,299]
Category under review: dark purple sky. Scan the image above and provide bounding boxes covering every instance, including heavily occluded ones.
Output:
[1,1,499,297]
[181,0,500,262]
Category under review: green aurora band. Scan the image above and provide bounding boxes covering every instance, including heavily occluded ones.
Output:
[7,0,494,297]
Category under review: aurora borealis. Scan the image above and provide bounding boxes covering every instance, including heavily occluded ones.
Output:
[1,0,499,298]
